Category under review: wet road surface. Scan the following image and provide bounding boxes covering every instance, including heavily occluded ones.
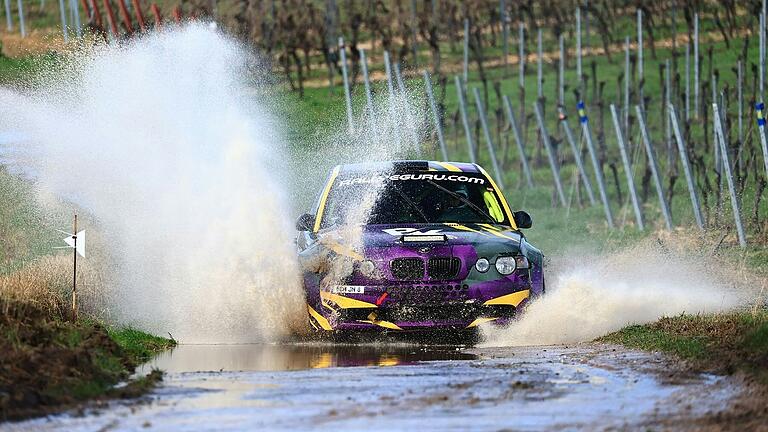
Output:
[4,343,739,431]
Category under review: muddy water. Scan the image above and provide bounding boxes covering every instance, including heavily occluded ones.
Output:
[4,343,739,431]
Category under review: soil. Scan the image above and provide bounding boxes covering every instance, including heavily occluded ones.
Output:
[0,299,152,421]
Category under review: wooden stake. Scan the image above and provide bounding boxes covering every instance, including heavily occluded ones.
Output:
[713,103,747,247]
[116,0,133,34]
[518,22,525,88]
[694,12,700,118]
[16,0,25,37]
[463,18,469,85]
[670,103,705,229]
[58,0,69,42]
[578,101,615,227]
[558,34,565,106]
[423,70,448,160]
[537,28,543,99]
[534,101,567,207]
[474,87,504,190]
[502,95,534,188]
[3,0,11,31]
[339,37,354,134]
[394,63,421,157]
[500,0,508,75]
[454,75,476,163]
[150,2,161,28]
[636,105,673,230]
[103,0,118,36]
[610,104,644,230]
[637,9,644,110]
[576,8,582,85]
[360,50,373,117]
[559,106,596,205]
[131,0,145,31]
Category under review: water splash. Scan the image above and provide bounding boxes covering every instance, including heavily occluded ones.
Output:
[0,26,305,343]
[288,76,430,288]
[481,239,747,347]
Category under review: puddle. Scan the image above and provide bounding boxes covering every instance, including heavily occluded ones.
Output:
[4,344,739,431]
[136,343,478,374]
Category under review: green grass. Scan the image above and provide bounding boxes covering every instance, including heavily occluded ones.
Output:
[600,310,768,382]
[108,326,176,364]
[601,323,709,360]
[0,54,39,84]
[0,167,50,273]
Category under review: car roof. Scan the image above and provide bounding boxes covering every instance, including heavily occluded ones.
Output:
[336,160,482,174]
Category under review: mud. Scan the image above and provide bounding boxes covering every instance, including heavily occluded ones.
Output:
[2,342,756,431]
[0,300,130,421]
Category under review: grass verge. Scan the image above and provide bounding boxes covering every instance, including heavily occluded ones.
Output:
[599,309,768,383]
[0,299,175,422]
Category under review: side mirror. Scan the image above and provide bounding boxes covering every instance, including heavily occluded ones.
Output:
[296,213,316,232]
[513,211,533,229]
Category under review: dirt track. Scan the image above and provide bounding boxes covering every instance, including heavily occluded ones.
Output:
[3,342,761,431]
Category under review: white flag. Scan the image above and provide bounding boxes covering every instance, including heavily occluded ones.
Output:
[63,230,85,258]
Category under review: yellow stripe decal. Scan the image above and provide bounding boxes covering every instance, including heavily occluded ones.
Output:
[308,305,333,330]
[444,222,489,236]
[478,224,516,240]
[313,166,340,232]
[435,161,462,172]
[483,289,530,307]
[321,291,377,309]
[476,165,517,230]
[466,317,499,328]
[479,223,501,231]
[358,319,403,330]
[320,239,364,261]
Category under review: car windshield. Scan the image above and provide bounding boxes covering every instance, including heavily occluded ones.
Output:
[320,171,509,228]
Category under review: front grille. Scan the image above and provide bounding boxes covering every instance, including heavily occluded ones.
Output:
[390,258,425,280]
[377,303,479,322]
[386,284,469,304]
[427,257,461,280]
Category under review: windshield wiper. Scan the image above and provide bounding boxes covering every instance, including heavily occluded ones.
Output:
[390,186,431,223]
[425,180,499,225]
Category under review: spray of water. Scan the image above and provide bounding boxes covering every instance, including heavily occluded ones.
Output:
[481,239,749,347]
[0,26,306,343]
[288,79,429,288]
[0,25,434,342]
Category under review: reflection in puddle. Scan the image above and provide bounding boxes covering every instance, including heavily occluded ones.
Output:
[137,343,478,374]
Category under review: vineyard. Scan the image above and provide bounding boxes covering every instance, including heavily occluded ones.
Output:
[2,1,767,250]
[3,2,768,428]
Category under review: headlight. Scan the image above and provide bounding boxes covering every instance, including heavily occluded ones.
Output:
[495,256,517,275]
[359,260,376,277]
[515,256,530,269]
[475,258,490,273]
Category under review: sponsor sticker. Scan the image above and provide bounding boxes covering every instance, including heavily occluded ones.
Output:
[331,285,365,294]
[336,174,485,187]
[383,227,444,236]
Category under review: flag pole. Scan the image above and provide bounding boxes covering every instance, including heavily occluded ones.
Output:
[72,214,78,321]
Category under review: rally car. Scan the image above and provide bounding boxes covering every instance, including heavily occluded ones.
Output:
[295,160,544,333]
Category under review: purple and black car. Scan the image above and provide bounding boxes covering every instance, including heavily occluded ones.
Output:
[296,160,544,334]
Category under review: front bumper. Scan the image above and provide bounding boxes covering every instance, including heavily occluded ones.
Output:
[308,280,532,331]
